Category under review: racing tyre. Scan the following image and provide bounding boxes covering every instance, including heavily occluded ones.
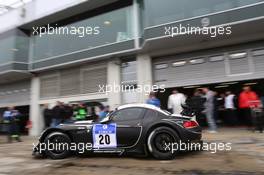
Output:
[147,126,180,160]
[44,132,71,159]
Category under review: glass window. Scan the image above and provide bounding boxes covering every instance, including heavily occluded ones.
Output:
[0,35,15,64]
[140,0,264,28]
[112,108,144,121]
[0,30,29,64]
[32,6,133,61]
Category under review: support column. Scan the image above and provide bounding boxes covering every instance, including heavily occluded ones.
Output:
[107,59,121,110]
[137,54,153,103]
[29,76,42,136]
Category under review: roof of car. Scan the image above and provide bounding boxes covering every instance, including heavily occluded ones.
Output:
[117,103,170,115]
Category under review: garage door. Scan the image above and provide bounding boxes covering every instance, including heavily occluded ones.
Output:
[40,63,107,99]
[0,80,31,107]
[153,43,264,88]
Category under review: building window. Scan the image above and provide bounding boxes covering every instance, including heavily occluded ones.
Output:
[0,29,29,64]
[209,55,224,62]
[32,6,133,61]
[172,61,186,67]
[140,0,264,28]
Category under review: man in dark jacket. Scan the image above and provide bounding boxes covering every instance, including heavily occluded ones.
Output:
[3,106,22,143]
[63,104,73,123]
[43,104,53,129]
[186,89,206,125]
[51,101,64,127]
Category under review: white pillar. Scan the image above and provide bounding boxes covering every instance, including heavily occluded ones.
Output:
[137,54,153,103]
[29,76,42,136]
[107,59,121,110]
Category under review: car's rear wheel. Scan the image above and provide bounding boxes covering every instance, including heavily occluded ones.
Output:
[44,132,71,159]
[147,126,180,160]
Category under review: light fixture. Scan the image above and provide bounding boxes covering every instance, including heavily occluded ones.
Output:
[190,58,204,64]
[215,85,229,89]
[172,61,186,67]
[104,20,111,26]
[10,48,19,52]
[229,52,247,59]
[244,82,258,86]
[221,82,239,85]
[183,85,201,89]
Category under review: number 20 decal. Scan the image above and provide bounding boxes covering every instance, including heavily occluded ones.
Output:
[99,134,111,145]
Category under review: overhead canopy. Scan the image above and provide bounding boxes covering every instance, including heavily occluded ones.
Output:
[0,0,32,15]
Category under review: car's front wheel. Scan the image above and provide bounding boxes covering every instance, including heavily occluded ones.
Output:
[44,132,72,159]
[147,126,180,160]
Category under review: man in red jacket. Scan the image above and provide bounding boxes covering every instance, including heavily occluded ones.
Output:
[239,86,260,127]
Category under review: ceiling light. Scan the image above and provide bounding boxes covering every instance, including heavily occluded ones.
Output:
[221,82,239,85]
[104,21,111,26]
[10,48,19,51]
[183,85,201,89]
[215,85,229,89]
[229,52,247,59]
[244,82,258,86]
[172,61,186,67]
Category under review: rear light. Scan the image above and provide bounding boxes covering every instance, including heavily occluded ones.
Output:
[183,120,198,128]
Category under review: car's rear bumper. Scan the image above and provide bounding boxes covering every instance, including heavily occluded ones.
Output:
[180,126,202,142]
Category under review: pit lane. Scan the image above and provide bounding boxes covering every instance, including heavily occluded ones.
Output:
[0,128,263,175]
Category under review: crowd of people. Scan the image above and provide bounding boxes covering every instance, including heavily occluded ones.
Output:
[43,101,110,129]
[1,85,263,143]
[146,86,264,133]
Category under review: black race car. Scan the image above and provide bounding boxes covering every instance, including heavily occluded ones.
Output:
[33,104,202,160]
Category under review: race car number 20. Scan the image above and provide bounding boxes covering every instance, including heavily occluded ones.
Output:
[93,124,117,148]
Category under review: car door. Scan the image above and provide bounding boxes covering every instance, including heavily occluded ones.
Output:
[110,107,145,148]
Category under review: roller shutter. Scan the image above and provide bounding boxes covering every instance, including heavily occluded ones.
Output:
[0,80,30,107]
[153,44,264,88]
[39,63,107,99]
[81,67,107,94]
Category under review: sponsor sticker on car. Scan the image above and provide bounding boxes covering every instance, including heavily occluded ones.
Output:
[93,124,117,148]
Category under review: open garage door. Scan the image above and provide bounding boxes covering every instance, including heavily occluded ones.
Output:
[153,42,264,88]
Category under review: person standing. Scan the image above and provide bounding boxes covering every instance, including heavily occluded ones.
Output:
[224,91,237,126]
[168,89,186,114]
[3,107,22,143]
[146,92,161,108]
[98,106,108,121]
[185,89,206,125]
[63,104,73,124]
[74,103,88,121]
[43,104,53,129]
[202,88,217,133]
[238,86,260,127]
[51,101,64,127]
